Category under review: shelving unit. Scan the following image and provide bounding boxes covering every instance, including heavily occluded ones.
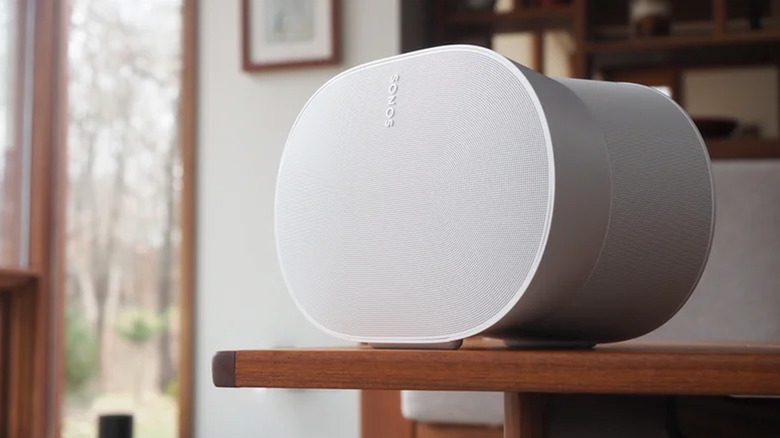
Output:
[444,6,574,33]
[707,138,780,159]
[417,0,780,160]
[213,344,780,438]
[585,29,780,53]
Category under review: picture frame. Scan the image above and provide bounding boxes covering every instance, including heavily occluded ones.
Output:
[241,0,341,71]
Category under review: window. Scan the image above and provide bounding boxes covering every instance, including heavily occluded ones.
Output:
[62,1,189,437]
[0,0,194,436]
[0,0,29,268]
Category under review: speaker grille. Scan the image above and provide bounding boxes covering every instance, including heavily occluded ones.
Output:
[539,81,713,340]
[276,49,551,340]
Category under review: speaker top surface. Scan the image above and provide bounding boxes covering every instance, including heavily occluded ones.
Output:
[276,46,554,343]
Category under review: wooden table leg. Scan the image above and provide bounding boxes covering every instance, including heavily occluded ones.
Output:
[504,392,547,438]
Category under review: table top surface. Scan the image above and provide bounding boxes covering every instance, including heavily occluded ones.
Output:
[212,340,780,396]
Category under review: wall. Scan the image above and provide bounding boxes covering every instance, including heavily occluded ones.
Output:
[683,66,779,138]
[195,1,399,437]
[493,0,572,78]
[493,31,573,78]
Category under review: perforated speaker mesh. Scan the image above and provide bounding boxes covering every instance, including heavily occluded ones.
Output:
[276,49,551,340]
[538,81,713,340]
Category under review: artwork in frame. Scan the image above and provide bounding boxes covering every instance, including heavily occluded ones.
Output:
[242,0,341,71]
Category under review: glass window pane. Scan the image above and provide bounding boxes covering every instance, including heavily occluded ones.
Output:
[63,1,182,437]
[0,0,29,269]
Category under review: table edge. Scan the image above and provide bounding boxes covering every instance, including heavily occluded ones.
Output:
[212,346,780,395]
[212,351,236,387]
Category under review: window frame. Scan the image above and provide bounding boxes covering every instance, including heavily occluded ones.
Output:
[0,0,198,436]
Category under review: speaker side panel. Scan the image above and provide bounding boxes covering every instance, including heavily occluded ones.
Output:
[487,66,612,335]
[534,80,714,342]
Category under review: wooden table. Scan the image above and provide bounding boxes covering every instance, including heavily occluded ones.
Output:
[212,342,780,438]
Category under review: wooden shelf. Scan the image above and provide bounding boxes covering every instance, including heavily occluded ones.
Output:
[707,138,780,160]
[587,30,780,54]
[445,6,574,34]
[588,31,780,72]
[425,2,780,160]
[213,342,780,396]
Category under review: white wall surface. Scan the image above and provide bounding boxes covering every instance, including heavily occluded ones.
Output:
[195,1,399,437]
[493,32,573,78]
[683,66,779,138]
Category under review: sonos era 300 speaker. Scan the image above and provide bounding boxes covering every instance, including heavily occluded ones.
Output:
[275,45,714,349]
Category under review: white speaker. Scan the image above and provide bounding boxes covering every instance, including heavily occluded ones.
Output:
[275,45,714,348]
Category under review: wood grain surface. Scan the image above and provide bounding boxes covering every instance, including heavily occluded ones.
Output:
[212,343,780,396]
[177,1,197,437]
[415,423,502,438]
[361,390,414,438]
[504,393,547,438]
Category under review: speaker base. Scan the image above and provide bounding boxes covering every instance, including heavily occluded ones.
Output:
[503,337,594,350]
[368,340,464,350]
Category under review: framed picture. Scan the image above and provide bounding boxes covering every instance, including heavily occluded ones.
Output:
[241,0,341,71]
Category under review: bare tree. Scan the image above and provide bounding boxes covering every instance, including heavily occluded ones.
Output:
[66,0,182,392]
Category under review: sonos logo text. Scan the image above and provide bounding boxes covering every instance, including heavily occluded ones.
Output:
[385,74,399,127]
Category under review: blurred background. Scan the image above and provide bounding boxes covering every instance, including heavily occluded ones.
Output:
[62,1,182,437]
[0,1,777,438]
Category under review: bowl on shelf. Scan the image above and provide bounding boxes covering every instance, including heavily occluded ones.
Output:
[692,117,739,140]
